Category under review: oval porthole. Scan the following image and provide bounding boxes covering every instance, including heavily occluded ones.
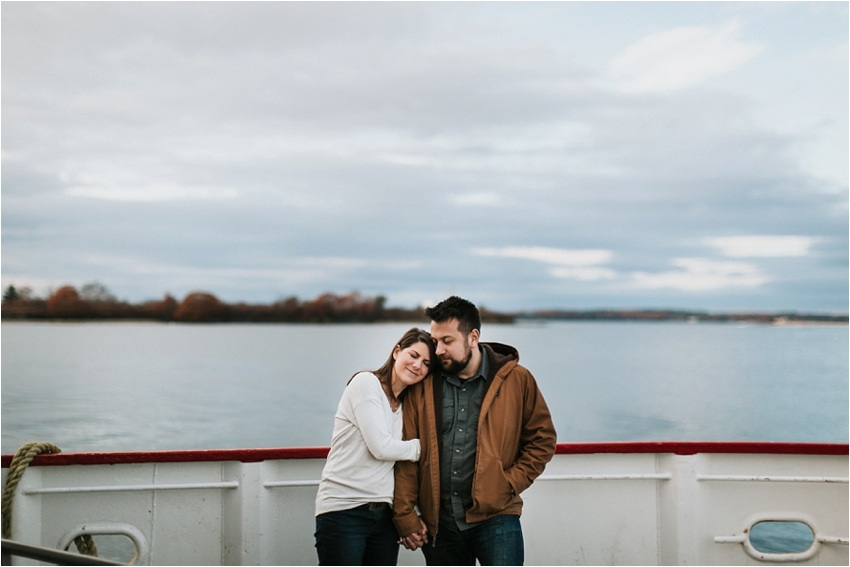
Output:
[748,521,815,554]
[67,534,139,564]
[58,523,148,565]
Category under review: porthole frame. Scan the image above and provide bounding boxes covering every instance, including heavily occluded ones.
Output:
[57,522,148,565]
[740,513,819,563]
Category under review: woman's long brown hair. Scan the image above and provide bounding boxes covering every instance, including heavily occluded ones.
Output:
[351,327,437,404]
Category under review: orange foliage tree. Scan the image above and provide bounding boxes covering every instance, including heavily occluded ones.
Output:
[173,292,229,322]
[46,286,88,318]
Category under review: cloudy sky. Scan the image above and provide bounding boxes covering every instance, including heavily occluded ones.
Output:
[2,2,847,313]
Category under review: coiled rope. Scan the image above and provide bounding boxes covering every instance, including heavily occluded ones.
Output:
[2,441,99,557]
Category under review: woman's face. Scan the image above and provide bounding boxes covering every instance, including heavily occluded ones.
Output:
[392,341,432,388]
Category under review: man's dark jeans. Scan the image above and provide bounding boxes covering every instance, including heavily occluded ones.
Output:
[422,515,524,566]
[315,503,399,566]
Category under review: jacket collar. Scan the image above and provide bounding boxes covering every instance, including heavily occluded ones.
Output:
[480,342,519,383]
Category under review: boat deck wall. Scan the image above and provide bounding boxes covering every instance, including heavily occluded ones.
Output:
[2,443,847,566]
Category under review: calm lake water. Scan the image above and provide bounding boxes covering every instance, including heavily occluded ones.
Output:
[2,321,847,454]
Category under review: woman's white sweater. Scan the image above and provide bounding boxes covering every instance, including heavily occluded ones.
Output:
[315,372,421,515]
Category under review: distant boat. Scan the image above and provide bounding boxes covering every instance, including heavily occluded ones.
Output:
[2,441,847,565]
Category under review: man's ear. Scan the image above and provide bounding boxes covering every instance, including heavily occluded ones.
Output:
[468,328,480,348]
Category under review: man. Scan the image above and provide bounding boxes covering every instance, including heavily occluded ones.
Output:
[394,296,557,565]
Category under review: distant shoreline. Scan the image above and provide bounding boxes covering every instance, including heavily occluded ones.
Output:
[2,286,846,325]
[3,318,846,326]
[514,310,848,325]
[2,311,846,326]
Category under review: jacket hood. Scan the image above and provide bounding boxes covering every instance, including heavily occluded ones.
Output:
[481,342,519,381]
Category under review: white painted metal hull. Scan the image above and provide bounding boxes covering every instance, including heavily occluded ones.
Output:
[2,443,847,565]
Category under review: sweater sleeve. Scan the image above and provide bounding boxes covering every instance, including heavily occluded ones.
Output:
[350,373,421,462]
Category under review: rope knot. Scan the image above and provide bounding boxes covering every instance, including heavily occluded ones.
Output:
[2,442,98,556]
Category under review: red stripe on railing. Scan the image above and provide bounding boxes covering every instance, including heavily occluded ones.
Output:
[2,442,847,468]
[1,447,330,468]
[553,441,849,456]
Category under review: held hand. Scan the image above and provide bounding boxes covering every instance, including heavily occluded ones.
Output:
[398,519,428,550]
[418,519,429,542]
[399,533,422,551]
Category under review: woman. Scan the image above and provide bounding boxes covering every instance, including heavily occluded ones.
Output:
[314,328,436,566]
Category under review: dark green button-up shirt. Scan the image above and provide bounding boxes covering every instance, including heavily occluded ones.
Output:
[439,346,489,530]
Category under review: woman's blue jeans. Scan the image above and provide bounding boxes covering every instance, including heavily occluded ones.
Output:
[422,514,524,566]
[315,503,399,566]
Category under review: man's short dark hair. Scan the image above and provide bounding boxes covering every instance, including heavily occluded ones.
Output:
[425,296,481,336]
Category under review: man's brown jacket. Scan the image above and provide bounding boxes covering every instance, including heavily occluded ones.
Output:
[393,342,557,541]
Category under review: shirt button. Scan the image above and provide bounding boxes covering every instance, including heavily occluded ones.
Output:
[460,408,465,412]
[453,471,457,474]
[458,428,463,432]
[456,449,460,453]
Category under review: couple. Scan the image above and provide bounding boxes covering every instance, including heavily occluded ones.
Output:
[314,296,557,566]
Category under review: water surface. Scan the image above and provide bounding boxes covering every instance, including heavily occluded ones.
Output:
[2,321,847,454]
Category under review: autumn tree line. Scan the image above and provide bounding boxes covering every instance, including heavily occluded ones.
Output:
[0,284,515,324]
[2,283,844,324]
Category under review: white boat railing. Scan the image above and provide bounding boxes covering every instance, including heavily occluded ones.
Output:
[2,442,847,566]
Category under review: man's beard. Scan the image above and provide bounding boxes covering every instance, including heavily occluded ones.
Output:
[441,346,472,375]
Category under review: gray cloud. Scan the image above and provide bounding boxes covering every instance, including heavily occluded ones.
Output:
[2,2,846,312]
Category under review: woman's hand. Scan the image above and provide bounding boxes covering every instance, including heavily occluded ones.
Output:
[398,518,428,550]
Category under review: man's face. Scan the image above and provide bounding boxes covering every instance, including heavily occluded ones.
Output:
[430,318,478,375]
